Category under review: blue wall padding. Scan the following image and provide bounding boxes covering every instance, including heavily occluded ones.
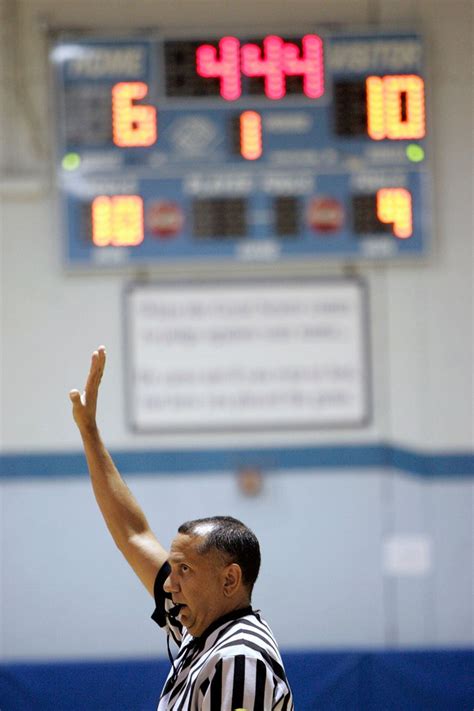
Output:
[0,650,473,710]
[2,445,474,479]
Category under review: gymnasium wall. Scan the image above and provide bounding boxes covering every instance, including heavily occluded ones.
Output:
[0,0,473,672]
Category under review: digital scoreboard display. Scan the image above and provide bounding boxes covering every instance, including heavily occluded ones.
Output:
[51,30,430,267]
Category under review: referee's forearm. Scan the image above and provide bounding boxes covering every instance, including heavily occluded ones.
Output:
[80,426,152,548]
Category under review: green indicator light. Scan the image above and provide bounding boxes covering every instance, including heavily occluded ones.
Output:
[406,144,425,163]
[62,152,81,171]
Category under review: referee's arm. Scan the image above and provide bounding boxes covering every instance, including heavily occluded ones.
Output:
[70,346,168,597]
[202,655,278,711]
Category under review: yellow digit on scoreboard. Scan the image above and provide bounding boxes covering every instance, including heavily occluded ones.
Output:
[92,195,144,247]
[112,82,157,147]
[366,74,425,140]
[376,188,413,239]
[240,110,263,160]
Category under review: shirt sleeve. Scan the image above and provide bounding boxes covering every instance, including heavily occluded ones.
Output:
[200,654,280,711]
[150,561,183,645]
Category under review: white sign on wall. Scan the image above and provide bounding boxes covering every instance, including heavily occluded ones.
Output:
[383,535,433,576]
[125,279,370,432]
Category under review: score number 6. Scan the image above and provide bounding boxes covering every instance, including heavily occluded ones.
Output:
[112,82,157,147]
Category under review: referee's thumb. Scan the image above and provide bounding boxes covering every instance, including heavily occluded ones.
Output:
[69,389,81,404]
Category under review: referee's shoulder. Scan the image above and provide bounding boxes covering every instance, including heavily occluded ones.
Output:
[210,627,283,666]
[213,640,269,660]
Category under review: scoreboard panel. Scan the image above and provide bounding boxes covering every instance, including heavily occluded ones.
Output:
[51,30,430,267]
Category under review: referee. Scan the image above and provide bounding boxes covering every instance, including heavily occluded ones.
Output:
[70,347,294,710]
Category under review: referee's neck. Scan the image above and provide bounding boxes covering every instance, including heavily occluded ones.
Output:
[193,604,254,641]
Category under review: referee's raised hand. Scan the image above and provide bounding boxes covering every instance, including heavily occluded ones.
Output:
[69,346,168,598]
[69,345,106,433]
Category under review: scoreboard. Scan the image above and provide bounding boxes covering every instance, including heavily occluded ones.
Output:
[51,30,430,268]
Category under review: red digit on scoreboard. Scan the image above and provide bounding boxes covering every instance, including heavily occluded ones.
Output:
[112,82,157,147]
[241,35,286,100]
[196,37,241,100]
[282,34,324,99]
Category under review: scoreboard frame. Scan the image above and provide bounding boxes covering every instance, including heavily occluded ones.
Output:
[50,27,432,270]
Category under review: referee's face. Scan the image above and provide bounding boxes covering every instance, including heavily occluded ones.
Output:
[164,533,243,637]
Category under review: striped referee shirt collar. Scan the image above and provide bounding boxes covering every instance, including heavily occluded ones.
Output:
[164,605,258,691]
[189,605,257,645]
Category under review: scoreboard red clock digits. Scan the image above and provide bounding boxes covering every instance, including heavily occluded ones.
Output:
[195,37,241,101]
[241,35,288,100]
[282,34,324,98]
[196,34,324,100]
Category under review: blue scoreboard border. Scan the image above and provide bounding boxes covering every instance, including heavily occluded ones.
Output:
[52,29,431,269]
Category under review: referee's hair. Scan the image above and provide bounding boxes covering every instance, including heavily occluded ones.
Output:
[178,516,261,596]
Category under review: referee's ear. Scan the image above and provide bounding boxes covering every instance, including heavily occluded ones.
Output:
[222,563,243,598]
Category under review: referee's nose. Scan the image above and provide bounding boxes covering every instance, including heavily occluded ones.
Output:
[163,570,180,594]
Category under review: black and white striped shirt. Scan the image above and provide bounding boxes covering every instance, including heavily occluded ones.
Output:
[151,563,294,710]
